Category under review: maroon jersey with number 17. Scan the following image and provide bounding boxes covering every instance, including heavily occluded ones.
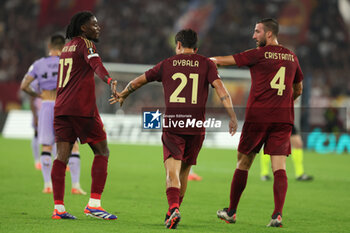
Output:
[55,36,110,117]
[145,53,220,134]
[233,45,303,124]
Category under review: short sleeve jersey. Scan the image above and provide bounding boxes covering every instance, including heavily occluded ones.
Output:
[145,53,220,134]
[30,79,41,94]
[233,45,303,124]
[55,37,105,117]
[26,56,59,90]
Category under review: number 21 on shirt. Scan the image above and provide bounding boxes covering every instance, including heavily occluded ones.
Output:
[169,72,198,104]
[58,58,73,88]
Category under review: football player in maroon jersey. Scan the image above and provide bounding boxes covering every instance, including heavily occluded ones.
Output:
[52,11,118,220]
[211,18,303,227]
[110,29,238,229]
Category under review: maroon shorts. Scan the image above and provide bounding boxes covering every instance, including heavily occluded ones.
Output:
[54,115,106,144]
[238,122,292,156]
[162,131,205,165]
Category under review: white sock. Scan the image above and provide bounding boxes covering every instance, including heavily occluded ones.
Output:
[72,183,81,189]
[40,153,52,183]
[44,182,52,189]
[55,204,65,212]
[88,198,101,207]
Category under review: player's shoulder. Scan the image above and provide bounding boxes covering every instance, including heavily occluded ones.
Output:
[279,45,300,62]
[280,45,296,55]
[196,54,213,63]
[76,36,95,48]
[32,56,49,66]
[244,48,258,53]
[238,47,261,56]
[169,53,211,62]
[266,45,295,55]
[165,53,212,67]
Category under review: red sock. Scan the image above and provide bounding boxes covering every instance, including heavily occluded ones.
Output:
[273,169,288,216]
[228,169,248,212]
[166,187,180,210]
[91,155,108,198]
[179,196,184,207]
[51,159,67,205]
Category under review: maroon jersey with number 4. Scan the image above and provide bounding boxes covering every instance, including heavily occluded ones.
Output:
[55,36,109,117]
[145,53,220,134]
[233,45,303,124]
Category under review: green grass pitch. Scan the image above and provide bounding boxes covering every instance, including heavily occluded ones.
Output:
[0,137,349,233]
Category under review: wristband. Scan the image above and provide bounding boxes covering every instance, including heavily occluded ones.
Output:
[107,77,112,85]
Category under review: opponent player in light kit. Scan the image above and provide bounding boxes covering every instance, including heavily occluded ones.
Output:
[21,35,86,195]
[29,79,41,170]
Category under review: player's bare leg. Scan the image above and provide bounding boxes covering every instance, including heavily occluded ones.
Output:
[164,157,182,229]
[41,144,53,193]
[179,162,192,206]
[51,141,76,219]
[69,141,86,195]
[217,151,256,223]
[268,155,287,227]
[84,140,117,220]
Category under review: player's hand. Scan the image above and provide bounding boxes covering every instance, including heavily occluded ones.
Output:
[109,93,125,107]
[111,80,118,98]
[229,117,238,136]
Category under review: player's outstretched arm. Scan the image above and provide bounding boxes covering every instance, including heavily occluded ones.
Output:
[20,74,40,98]
[210,56,237,66]
[109,74,148,107]
[212,79,238,135]
[293,81,303,100]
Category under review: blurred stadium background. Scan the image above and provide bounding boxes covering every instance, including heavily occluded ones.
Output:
[1,1,350,232]
[0,0,350,151]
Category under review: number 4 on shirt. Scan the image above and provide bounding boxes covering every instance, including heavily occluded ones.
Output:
[270,66,286,96]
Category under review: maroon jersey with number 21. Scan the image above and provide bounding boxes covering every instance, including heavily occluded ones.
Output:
[145,53,220,134]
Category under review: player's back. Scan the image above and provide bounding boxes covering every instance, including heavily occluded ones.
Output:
[145,53,219,134]
[160,53,217,109]
[30,56,59,90]
[235,45,303,123]
[55,37,97,117]
[249,45,300,105]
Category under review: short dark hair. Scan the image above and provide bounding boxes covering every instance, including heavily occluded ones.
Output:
[175,29,198,49]
[258,18,279,36]
[50,34,65,49]
[66,11,94,39]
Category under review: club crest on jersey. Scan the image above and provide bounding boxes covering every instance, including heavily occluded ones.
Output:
[143,110,162,129]
[88,47,96,54]
[87,47,99,59]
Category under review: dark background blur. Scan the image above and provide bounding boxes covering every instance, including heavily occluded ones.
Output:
[0,0,349,133]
